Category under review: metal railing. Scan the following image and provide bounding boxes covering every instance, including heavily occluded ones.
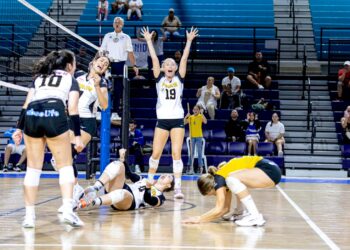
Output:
[311,115,316,154]
[320,27,350,60]
[301,45,307,100]
[327,39,350,75]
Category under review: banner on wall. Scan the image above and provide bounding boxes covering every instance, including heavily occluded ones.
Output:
[126,39,148,68]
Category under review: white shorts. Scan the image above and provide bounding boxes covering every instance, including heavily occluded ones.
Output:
[7,144,25,155]
[246,135,259,142]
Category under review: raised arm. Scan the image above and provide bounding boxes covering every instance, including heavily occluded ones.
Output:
[179,27,199,78]
[141,27,161,78]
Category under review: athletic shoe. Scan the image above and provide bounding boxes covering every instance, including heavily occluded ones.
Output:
[2,166,8,172]
[57,205,65,214]
[134,165,141,174]
[22,216,35,228]
[174,189,184,199]
[235,213,266,227]
[258,84,264,89]
[62,211,84,227]
[50,157,58,171]
[222,209,250,221]
[73,184,85,201]
[13,165,22,172]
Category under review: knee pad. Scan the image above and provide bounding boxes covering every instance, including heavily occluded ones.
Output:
[59,166,75,185]
[104,161,122,180]
[108,189,126,204]
[226,177,246,194]
[149,157,159,170]
[173,159,183,174]
[24,168,42,187]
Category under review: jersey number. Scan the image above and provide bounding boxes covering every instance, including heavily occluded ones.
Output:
[165,89,176,99]
[39,76,62,88]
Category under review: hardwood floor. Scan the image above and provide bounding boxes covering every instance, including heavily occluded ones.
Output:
[0,175,349,250]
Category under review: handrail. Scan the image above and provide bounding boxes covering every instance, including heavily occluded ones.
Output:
[295,25,299,58]
[121,64,130,159]
[327,38,350,74]
[301,45,307,100]
[311,115,316,154]
[320,27,350,60]
[307,78,311,130]
[290,0,296,45]
[0,24,15,55]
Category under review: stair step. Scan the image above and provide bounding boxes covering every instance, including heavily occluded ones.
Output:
[287,138,338,143]
[279,85,328,90]
[284,150,341,156]
[283,120,334,126]
[286,127,335,132]
[285,155,341,164]
[280,95,330,100]
[281,110,333,116]
[284,143,339,151]
[285,131,337,138]
[285,163,342,170]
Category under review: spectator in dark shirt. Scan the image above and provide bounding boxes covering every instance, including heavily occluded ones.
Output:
[129,120,145,173]
[246,51,271,89]
[174,50,182,65]
[224,109,244,142]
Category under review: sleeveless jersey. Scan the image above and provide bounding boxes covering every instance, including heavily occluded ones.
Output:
[155,72,184,119]
[30,70,79,105]
[75,71,108,118]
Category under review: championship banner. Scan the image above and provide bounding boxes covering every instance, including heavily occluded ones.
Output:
[126,39,148,68]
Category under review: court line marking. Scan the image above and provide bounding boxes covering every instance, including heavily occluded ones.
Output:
[0,243,309,250]
[276,185,340,250]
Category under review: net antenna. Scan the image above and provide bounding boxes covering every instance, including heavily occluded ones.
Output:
[17,0,99,51]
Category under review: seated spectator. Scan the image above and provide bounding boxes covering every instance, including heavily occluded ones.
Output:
[265,113,285,156]
[129,120,145,173]
[127,0,143,20]
[111,0,127,14]
[220,67,243,109]
[138,29,166,79]
[196,76,220,120]
[97,0,109,21]
[251,98,274,112]
[174,50,182,64]
[224,109,244,142]
[341,107,350,144]
[337,61,350,100]
[242,112,261,155]
[162,8,182,38]
[184,105,207,174]
[246,51,271,89]
[2,127,26,172]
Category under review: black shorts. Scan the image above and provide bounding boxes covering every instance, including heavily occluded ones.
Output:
[69,117,97,137]
[108,183,136,211]
[24,99,69,138]
[255,159,282,185]
[156,119,185,131]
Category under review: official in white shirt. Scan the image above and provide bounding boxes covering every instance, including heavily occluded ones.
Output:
[100,17,139,112]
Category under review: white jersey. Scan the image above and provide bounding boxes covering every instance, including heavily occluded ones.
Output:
[30,70,79,105]
[75,71,108,118]
[155,73,184,119]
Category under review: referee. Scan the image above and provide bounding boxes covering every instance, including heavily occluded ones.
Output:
[100,17,139,114]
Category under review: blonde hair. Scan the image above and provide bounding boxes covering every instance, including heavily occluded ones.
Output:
[161,58,178,71]
[197,166,218,195]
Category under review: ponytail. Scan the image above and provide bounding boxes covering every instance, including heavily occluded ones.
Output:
[32,50,75,76]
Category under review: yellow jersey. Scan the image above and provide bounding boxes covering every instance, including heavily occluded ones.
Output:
[188,114,203,138]
[216,156,263,179]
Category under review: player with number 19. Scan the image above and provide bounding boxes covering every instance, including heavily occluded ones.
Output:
[12,50,85,228]
[140,26,199,199]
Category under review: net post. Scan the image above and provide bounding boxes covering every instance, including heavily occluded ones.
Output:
[99,93,111,174]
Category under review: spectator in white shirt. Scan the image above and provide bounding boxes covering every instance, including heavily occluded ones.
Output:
[100,17,139,113]
[220,67,242,109]
[127,0,143,20]
[265,113,285,156]
[196,76,221,120]
[162,8,182,39]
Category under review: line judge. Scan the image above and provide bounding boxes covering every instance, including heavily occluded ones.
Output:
[100,17,139,114]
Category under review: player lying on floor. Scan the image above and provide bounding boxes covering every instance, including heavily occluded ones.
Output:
[78,148,175,210]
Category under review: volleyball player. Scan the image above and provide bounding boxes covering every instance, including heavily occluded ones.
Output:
[78,149,174,211]
[12,50,85,228]
[52,53,110,209]
[182,156,281,226]
[140,26,199,199]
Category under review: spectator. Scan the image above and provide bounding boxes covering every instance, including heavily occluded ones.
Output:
[224,109,244,142]
[184,105,207,174]
[341,107,350,144]
[97,0,109,21]
[2,127,26,172]
[138,29,166,79]
[337,61,350,100]
[265,113,285,156]
[246,51,271,89]
[75,46,91,72]
[220,67,242,109]
[128,120,145,173]
[251,98,274,112]
[174,50,182,64]
[162,8,182,38]
[111,0,127,14]
[242,112,261,156]
[196,76,220,120]
[100,17,139,114]
[127,0,143,21]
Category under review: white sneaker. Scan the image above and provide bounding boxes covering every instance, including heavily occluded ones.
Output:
[222,209,250,221]
[22,216,35,228]
[174,189,184,199]
[57,205,65,214]
[73,184,85,201]
[111,113,121,121]
[134,165,141,174]
[62,211,84,227]
[235,213,266,227]
[278,151,284,157]
[50,157,58,171]
[258,84,264,89]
